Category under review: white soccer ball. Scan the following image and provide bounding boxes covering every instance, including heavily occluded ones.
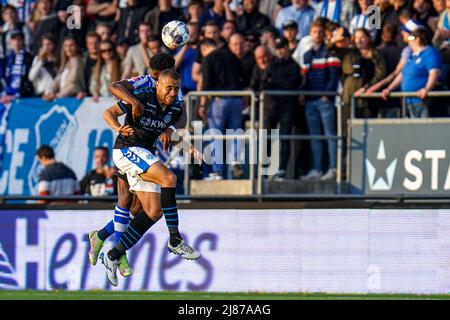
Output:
[161,20,190,50]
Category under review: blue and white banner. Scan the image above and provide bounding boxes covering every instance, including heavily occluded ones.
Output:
[0,98,117,196]
[2,208,450,294]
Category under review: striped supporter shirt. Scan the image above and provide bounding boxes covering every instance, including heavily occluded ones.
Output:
[37,162,79,196]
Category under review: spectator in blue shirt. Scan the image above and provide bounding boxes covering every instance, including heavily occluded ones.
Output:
[382,27,443,117]
[300,19,340,181]
[275,0,315,40]
[175,21,200,93]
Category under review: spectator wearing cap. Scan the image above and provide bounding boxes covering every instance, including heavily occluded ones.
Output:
[382,27,443,117]
[366,19,423,94]
[350,0,378,39]
[198,0,235,29]
[31,0,61,55]
[235,0,271,36]
[282,20,299,54]
[300,20,340,181]
[0,29,34,103]
[275,0,315,40]
[314,0,355,29]
[0,5,33,56]
[221,20,237,43]
[28,33,57,97]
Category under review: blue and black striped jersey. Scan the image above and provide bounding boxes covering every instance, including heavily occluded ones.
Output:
[113,85,183,151]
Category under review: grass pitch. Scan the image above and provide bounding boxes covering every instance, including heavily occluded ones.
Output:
[1,290,450,300]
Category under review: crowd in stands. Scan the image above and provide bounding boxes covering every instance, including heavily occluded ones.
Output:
[3,0,449,183]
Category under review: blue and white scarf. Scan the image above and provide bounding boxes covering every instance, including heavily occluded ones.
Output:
[4,49,26,96]
[320,0,342,23]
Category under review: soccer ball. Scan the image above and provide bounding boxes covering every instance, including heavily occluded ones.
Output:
[161,20,190,50]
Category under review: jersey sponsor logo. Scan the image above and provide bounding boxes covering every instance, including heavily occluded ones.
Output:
[139,117,167,129]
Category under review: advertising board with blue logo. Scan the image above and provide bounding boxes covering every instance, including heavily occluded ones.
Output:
[2,208,450,294]
[0,98,117,196]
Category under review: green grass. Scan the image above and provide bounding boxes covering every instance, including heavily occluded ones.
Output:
[1,290,450,300]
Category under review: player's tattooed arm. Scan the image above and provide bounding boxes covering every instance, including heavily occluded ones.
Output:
[103,103,135,137]
[109,80,145,120]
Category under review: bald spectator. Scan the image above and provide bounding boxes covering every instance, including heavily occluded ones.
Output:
[250,45,272,91]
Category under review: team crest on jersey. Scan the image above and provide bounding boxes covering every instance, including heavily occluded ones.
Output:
[164,114,172,123]
[146,153,154,160]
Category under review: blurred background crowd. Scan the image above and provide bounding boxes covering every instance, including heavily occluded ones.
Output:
[1,0,450,192]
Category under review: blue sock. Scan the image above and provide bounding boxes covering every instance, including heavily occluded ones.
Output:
[98,220,114,241]
[113,205,130,245]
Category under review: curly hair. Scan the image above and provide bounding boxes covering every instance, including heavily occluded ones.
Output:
[149,52,175,72]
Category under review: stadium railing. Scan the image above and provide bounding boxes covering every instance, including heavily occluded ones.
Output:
[351,91,450,118]
[257,90,341,195]
[184,90,342,196]
[184,90,258,194]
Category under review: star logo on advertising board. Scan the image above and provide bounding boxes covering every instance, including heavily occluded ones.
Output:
[365,140,398,191]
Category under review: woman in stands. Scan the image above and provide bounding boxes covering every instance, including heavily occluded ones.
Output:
[28,33,58,97]
[43,36,86,100]
[89,40,122,102]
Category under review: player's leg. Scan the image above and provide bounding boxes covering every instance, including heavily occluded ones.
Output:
[100,190,162,286]
[139,162,201,260]
[88,177,133,266]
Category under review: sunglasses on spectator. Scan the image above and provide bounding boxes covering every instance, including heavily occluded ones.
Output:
[100,47,113,53]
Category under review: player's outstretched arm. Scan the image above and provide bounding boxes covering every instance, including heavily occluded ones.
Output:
[109,80,145,120]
